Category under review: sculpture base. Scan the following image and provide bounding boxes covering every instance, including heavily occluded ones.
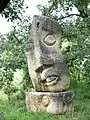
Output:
[25,90,74,114]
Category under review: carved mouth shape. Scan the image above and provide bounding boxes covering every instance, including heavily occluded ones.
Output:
[45,76,58,86]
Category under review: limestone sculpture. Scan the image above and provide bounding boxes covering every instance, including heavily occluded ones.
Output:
[26,15,74,114]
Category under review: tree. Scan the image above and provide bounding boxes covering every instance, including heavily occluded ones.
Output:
[0,0,28,21]
[37,0,90,88]
[37,0,90,20]
[0,15,32,100]
[0,0,10,12]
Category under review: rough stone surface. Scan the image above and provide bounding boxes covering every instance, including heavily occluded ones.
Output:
[25,90,74,114]
[26,15,70,92]
[25,15,74,114]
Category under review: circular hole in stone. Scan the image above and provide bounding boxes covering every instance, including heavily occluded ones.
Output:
[42,95,49,106]
[37,22,40,28]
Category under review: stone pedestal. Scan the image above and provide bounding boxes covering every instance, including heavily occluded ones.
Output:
[25,15,74,114]
[25,90,74,114]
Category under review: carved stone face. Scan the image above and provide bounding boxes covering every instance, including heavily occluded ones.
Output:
[26,91,74,114]
[26,15,70,92]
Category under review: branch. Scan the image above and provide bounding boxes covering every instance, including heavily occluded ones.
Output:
[60,14,81,20]
[12,26,22,44]
[13,33,22,44]
[73,3,88,18]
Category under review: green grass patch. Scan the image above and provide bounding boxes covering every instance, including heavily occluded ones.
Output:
[0,88,90,120]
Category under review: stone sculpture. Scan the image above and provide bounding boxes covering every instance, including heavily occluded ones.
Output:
[26,15,74,114]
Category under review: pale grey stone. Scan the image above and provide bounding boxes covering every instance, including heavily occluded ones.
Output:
[26,15,70,92]
[25,91,74,114]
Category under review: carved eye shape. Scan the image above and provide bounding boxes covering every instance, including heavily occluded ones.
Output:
[43,35,56,46]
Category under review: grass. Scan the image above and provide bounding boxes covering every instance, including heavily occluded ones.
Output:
[0,88,90,120]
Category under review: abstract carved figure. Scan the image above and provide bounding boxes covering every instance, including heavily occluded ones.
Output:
[26,15,70,92]
[26,15,74,114]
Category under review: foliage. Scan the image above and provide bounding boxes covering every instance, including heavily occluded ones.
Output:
[0,0,10,12]
[37,0,90,20]
[62,19,90,88]
[1,0,28,21]
[0,0,90,101]
[0,15,32,100]
[0,88,90,120]
[37,0,90,88]
[0,1,90,119]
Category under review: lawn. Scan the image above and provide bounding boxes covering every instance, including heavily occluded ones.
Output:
[0,88,90,120]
